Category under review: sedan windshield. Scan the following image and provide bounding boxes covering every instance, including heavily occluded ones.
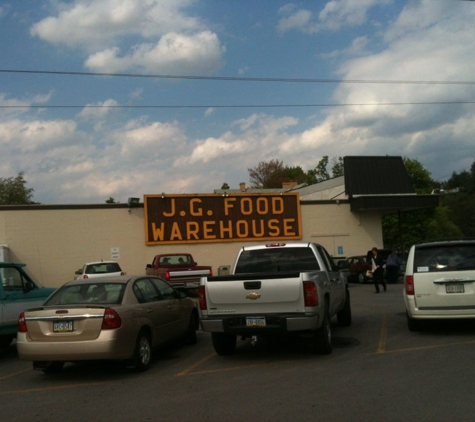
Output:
[45,283,126,305]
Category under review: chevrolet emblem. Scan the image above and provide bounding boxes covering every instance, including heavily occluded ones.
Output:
[246,293,261,300]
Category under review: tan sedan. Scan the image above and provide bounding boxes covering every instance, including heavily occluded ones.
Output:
[17,275,199,373]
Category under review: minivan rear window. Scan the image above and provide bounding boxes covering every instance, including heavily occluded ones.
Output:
[413,244,475,273]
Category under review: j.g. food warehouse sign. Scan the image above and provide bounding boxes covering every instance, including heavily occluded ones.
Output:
[144,193,301,245]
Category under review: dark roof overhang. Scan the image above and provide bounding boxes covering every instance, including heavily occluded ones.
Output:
[350,194,439,214]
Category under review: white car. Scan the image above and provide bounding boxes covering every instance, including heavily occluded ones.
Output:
[404,240,475,331]
[75,261,124,280]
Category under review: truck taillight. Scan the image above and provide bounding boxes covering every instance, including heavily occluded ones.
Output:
[303,281,318,307]
[18,312,28,332]
[209,268,213,277]
[101,308,122,329]
[165,270,170,281]
[405,275,415,295]
[198,285,207,310]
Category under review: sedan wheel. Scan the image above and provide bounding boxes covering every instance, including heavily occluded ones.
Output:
[132,330,152,372]
[358,272,366,284]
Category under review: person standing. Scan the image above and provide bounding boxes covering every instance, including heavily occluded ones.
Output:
[371,247,386,293]
[385,250,401,284]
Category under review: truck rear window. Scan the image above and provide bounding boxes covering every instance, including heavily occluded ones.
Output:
[234,247,320,274]
[413,243,475,273]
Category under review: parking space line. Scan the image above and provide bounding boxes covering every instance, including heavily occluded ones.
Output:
[372,339,475,355]
[375,314,388,354]
[0,381,105,396]
[176,352,216,376]
[0,368,30,381]
[178,359,294,376]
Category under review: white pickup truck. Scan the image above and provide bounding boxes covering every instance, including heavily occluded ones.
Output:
[198,242,351,355]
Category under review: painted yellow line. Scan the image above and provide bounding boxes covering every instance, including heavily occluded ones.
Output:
[372,339,475,355]
[0,368,30,380]
[176,352,216,376]
[375,314,388,354]
[0,382,105,396]
[179,360,295,376]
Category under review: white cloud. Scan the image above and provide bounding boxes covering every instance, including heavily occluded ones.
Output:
[30,0,225,75]
[84,31,225,73]
[277,0,390,34]
[78,99,119,120]
[30,0,202,49]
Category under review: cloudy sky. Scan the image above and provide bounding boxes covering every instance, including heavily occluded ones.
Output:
[1,0,474,204]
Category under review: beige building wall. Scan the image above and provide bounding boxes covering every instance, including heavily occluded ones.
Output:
[0,202,382,288]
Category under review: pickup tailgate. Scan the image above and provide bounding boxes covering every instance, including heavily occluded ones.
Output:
[204,273,306,314]
[169,268,211,280]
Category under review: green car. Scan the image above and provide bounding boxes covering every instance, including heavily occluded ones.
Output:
[0,262,56,348]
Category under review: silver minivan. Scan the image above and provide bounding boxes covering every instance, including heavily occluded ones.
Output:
[404,240,475,331]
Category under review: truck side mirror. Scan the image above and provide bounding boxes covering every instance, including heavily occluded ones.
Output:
[24,281,35,293]
[146,264,152,268]
[75,269,82,275]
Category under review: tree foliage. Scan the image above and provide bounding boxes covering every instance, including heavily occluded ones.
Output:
[248,156,344,189]
[248,159,287,188]
[0,172,36,205]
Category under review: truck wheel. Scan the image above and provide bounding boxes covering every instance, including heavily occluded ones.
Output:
[312,307,332,355]
[406,313,421,332]
[337,289,352,327]
[212,333,236,356]
[132,330,152,372]
[184,312,198,345]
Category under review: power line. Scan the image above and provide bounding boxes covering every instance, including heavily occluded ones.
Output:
[1,101,475,109]
[2,69,475,85]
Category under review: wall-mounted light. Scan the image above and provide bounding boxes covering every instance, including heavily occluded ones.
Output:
[161,193,165,199]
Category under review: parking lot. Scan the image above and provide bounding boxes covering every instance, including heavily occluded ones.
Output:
[2,282,475,422]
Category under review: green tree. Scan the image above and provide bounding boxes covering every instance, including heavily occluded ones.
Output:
[105,197,116,203]
[284,165,308,185]
[248,159,286,188]
[331,156,344,177]
[0,172,36,205]
[307,156,330,184]
[403,157,435,194]
[221,182,230,190]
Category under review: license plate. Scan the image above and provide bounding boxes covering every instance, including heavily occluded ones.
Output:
[246,317,266,327]
[53,320,74,332]
[446,284,464,293]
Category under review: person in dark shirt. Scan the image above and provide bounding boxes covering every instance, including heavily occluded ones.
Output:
[371,247,386,293]
[385,250,401,284]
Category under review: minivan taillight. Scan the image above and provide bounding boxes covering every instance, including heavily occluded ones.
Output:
[303,281,318,307]
[101,308,122,329]
[18,312,28,332]
[405,275,415,295]
[198,285,207,310]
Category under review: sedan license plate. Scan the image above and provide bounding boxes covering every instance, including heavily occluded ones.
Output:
[246,317,266,327]
[53,320,74,332]
[446,284,464,294]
